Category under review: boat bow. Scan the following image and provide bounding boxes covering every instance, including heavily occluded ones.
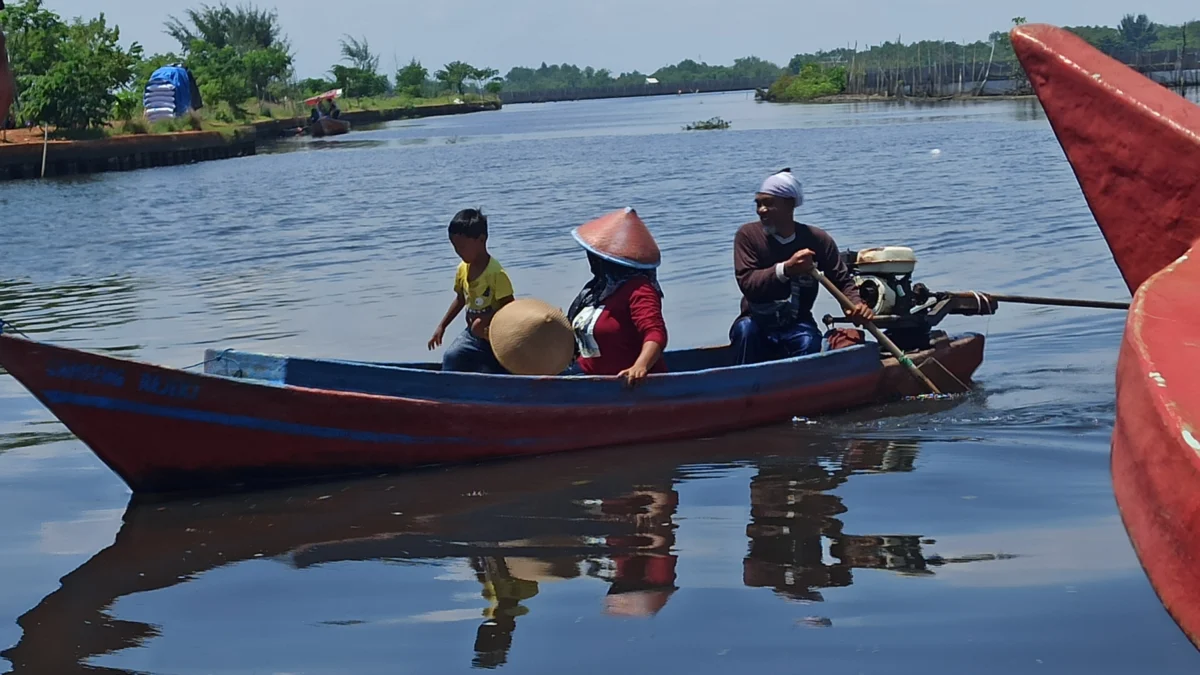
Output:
[1011,23,1200,293]
[1013,22,1200,650]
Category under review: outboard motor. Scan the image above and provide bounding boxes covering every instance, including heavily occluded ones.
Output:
[831,246,993,352]
[844,246,929,318]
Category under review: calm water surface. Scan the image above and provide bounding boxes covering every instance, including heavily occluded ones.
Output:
[1,92,1196,673]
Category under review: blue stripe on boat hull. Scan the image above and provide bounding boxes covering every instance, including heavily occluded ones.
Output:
[40,390,488,446]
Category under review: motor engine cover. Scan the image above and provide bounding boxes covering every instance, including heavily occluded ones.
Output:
[855,246,917,275]
[855,274,899,314]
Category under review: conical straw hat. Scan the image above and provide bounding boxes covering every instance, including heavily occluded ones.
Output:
[602,589,675,617]
[571,207,661,269]
[489,298,576,376]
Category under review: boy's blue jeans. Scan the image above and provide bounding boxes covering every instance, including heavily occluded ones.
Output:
[442,328,507,374]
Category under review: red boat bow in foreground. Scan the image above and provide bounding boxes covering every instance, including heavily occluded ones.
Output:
[1013,23,1200,648]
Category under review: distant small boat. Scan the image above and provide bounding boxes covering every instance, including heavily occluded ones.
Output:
[1013,23,1200,650]
[303,87,343,107]
[309,116,351,138]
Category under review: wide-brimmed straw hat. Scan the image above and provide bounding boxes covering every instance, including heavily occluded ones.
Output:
[571,207,661,269]
[488,298,576,376]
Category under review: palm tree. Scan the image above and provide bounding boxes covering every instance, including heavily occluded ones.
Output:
[165,2,287,54]
[435,61,474,95]
[1118,13,1158,63]
[339,35,379,74]
[472,67,498,93]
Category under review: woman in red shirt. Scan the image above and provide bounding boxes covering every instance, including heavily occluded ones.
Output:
[566,208,668,387]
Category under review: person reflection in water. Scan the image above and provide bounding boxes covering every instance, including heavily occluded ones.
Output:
[470,556,541,668]
[584,488,680,617]
[742,439,934,603]
[469,556,580,668]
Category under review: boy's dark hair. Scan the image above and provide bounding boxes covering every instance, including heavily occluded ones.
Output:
[448,208,488,239]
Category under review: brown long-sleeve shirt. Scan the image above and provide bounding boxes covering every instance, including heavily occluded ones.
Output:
[734,220,863,324]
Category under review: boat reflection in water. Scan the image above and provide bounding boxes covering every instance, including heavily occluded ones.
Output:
[1,429,1010,673]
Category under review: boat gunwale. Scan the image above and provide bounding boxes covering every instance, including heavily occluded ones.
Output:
[0,330,982,411]
[0,331,890,407]
[205,341,879,382]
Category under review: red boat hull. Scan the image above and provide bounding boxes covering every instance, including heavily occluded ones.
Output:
[1011,24,1200,294]
[0,333,983,494]
[1112,251,1200,647]
[309,116,350,138]
[1013,23,1200,648]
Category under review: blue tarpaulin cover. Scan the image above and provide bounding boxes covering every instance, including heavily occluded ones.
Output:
[143,65,203,118]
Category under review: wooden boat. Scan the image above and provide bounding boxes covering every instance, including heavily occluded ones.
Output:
[0,327,984,495]
[309,116,351,138]
[1012,24,1200,648]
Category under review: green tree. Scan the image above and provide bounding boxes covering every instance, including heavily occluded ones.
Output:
[330,65,389,98]
[165,3,292,101]
[329,35,387,98]
[1118,13,1158,51]
[396,58,428,97]
[298,77,335,95]
[435,61,474,94]
[730,56,783,79]
[18,12,143,128]
[1067,25,1123,51]
[0,0,69,89]
[242,46,291,98]
[166,2,287,54]
[765,63,845,102]
[471,66,498,92]
[338,34,380,73]
[186,40,253,115]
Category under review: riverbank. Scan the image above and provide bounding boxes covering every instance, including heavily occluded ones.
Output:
[0,101,501,181]
[801,92,1039,104]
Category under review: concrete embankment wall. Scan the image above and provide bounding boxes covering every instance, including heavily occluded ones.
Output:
[0,130,257,181]
[250,101,502,139]
[0,102,502,182]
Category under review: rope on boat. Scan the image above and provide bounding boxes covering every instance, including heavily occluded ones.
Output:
[180,349,244,377]
[0,321,246,377]
[966,291,995,315]
[0,319,32,339]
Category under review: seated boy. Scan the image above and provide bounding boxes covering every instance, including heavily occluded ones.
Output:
[427,208,515,373]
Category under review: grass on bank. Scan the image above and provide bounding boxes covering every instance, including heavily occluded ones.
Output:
[15,92,499,142]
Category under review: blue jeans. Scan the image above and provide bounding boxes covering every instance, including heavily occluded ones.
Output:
[442,328,507,374]
[729,315,823,365]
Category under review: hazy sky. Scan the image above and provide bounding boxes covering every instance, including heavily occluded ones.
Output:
[41,0,1200,79]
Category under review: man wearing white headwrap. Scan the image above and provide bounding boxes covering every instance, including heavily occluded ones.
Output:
[756,170,804,214]
[729,168,874,364]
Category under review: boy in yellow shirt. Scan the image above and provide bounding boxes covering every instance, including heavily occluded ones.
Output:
[428,208,515,373]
